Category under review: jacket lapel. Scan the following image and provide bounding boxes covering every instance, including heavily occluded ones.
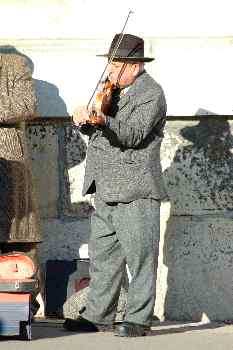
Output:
[118,94,130,111]
[117,72,143,111]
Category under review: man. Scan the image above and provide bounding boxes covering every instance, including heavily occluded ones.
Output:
[0,46,43,316]
[66,34,167,337]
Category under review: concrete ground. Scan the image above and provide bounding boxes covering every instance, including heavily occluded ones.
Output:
[1,319,233,350]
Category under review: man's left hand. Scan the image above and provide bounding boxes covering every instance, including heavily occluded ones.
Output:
[88,111,106,127]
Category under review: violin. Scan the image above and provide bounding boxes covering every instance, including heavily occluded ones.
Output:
[88,78,116,126]
[85,10,133,127]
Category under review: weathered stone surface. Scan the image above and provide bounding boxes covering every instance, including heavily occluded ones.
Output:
[28,116,233,322]
[162,118,233,215]
[38,218,91,266]
[0,12,232,322]
[59,125,94,218]
[27,124,95,219]
[27,125,59,218]
[163,215,233,321]
[154,202,170,321]
[156,117,233,321]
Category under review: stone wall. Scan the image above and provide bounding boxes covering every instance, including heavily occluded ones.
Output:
[27,115,233,322]
[27,122,92,262]
[156,116,233,321]
[1,0,233,322]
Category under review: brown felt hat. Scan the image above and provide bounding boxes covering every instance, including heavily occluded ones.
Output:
[97,33,154,62]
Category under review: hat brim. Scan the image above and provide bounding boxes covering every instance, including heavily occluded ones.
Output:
[96,54,154,62]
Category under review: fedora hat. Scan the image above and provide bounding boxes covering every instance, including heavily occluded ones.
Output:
[97,33,154,62]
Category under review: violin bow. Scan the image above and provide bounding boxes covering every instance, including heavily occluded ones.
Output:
[86,10,134,110]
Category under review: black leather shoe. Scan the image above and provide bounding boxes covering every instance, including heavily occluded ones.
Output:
[114,322,149,337]
[63,316,99,332]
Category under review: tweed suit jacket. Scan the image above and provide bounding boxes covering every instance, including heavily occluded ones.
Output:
[81,70,167,203]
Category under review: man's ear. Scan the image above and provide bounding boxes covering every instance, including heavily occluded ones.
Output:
[132,63,140,77]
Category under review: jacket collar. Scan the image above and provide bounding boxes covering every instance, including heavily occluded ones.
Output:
[118,70,146,110]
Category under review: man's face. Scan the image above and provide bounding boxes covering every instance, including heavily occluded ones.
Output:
[107,61,140,88]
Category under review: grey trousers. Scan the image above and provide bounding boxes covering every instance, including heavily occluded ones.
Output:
[83,197,160,326]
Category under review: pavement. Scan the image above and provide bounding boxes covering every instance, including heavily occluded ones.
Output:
[1,319,233,350]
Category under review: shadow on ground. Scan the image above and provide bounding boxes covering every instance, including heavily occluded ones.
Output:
[0,320,67,341]
[0,320,226,341]
[147,320,225,337]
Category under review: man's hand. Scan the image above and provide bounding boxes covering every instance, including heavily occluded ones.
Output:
[88,111,106,127]
[72,106,106,127]
[72,106,90,126]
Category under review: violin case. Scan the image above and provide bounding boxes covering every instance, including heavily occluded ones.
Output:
[0,252,38,339]
[0,252,38,292]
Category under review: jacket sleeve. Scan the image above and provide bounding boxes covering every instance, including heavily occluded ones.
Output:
[104,90,167,148]
[78,123,95,137]
[0,56,37,124]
